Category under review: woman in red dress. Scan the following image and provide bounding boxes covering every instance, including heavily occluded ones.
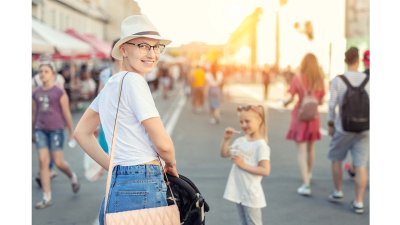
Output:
[284,53,325,196]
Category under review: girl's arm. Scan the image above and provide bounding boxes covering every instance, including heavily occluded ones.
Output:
[232,158,270,176]
[283,94,294,107]
[142,117,178,177]
[74,109,110,170]
[60,93,74,139]
[220,127,236,158]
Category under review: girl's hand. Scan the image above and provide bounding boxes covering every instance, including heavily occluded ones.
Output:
[224,127,239,140]
[232,155,245,168]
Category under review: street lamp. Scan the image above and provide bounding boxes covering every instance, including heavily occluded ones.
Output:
[275,0,288,71]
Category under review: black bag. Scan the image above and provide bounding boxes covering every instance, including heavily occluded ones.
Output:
[339,74,369,132]
[165,174,210,225]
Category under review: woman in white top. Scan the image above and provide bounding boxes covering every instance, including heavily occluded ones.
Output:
[73,15,178,225]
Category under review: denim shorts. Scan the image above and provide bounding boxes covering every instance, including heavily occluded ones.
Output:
[34,129,64,151]
[98,164,168,225]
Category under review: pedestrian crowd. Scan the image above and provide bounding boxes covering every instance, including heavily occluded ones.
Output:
[32,13,369,225]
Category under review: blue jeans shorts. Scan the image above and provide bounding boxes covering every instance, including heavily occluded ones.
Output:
[34,129,64,151]
[98,164,168,225]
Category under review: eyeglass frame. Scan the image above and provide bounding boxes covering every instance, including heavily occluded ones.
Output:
[124,42,166,54]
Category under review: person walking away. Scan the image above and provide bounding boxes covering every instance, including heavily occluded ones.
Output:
[283,53,325,196]
[206,63,223,124]
[343,48,370,179]
[32,62,80,209]
[262,64,271,101]
[327,47,369,214]
[158,63,172,99]
[220,105,271,225]
[73,15,179,225]
[190,64,206,112]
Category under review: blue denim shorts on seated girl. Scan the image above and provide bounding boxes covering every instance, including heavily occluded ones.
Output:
[34,129,64,151]
[98,164,168,225]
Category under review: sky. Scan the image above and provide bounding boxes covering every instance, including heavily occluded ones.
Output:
[135,0,268,47]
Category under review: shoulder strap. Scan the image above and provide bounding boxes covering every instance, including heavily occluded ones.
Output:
[104,72,128,216]
[359,74,369,89]
[339,74,369,90]
[339,74,354,89]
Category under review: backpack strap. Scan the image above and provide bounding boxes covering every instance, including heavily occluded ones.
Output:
[339,74,369,90]
[339,74,354,89]
[359,74,369,89]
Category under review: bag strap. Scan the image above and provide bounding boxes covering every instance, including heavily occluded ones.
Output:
[103,72,177,219]
[339,74,369,90]
[299,76,312,96]
[104,72,128,217]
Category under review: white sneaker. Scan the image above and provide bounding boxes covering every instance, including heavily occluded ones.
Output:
[328,191,344,202]
[297,184,311,196]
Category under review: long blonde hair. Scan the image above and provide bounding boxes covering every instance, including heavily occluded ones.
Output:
[300,53,324,91]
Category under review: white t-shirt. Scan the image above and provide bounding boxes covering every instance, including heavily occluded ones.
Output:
[223,136,270,208]
[90,71,160,166]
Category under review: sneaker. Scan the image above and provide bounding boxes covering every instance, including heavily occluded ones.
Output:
[297,184,311,196]
[71,173,80,193]
[328,191,344,202]
[35,199,52,209]
[50,169,58,179]
[350,201,364,214]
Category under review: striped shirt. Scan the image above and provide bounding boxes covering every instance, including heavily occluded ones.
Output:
[328,71,370,133]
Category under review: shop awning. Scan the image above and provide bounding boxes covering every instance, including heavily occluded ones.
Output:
[32,18,92,56]
[32,31,55,54]
[65,28,111,59]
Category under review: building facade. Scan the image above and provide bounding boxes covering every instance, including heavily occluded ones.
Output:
[32,0,141,42]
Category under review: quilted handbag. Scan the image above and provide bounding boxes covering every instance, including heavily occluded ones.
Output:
[104,72,180,225]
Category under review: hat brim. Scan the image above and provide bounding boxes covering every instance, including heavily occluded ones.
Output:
[111,35,172,60]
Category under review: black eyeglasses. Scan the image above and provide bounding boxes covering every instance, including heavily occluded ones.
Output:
[125,42,165,54]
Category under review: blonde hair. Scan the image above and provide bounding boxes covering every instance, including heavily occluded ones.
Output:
[237,105,268,143]
[299,53,324,91]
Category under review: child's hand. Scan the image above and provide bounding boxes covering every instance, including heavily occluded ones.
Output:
[224,127,239,140]
[232,155,245,168]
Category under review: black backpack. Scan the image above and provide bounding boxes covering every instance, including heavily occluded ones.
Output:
[339,74,370,132]
[165,174,210,225]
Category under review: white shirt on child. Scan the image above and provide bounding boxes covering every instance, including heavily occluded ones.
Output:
[223,136,270,208]
[90,71,160,166]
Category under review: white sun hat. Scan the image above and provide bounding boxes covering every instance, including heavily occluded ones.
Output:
[111,14,172,60]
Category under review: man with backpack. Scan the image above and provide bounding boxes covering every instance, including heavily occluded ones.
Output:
[327,47,369,214]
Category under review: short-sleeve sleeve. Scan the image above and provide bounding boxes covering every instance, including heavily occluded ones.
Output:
[288,75,300,96]
[89,95,99,112]
[124,75,159,122]
[256,142,270,162]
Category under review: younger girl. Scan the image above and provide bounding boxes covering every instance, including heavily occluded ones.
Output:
[220,105,271,225]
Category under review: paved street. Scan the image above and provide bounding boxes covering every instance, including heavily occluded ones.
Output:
[32,81,369,225]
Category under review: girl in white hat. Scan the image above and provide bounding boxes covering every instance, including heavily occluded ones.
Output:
[73,15,178,225]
